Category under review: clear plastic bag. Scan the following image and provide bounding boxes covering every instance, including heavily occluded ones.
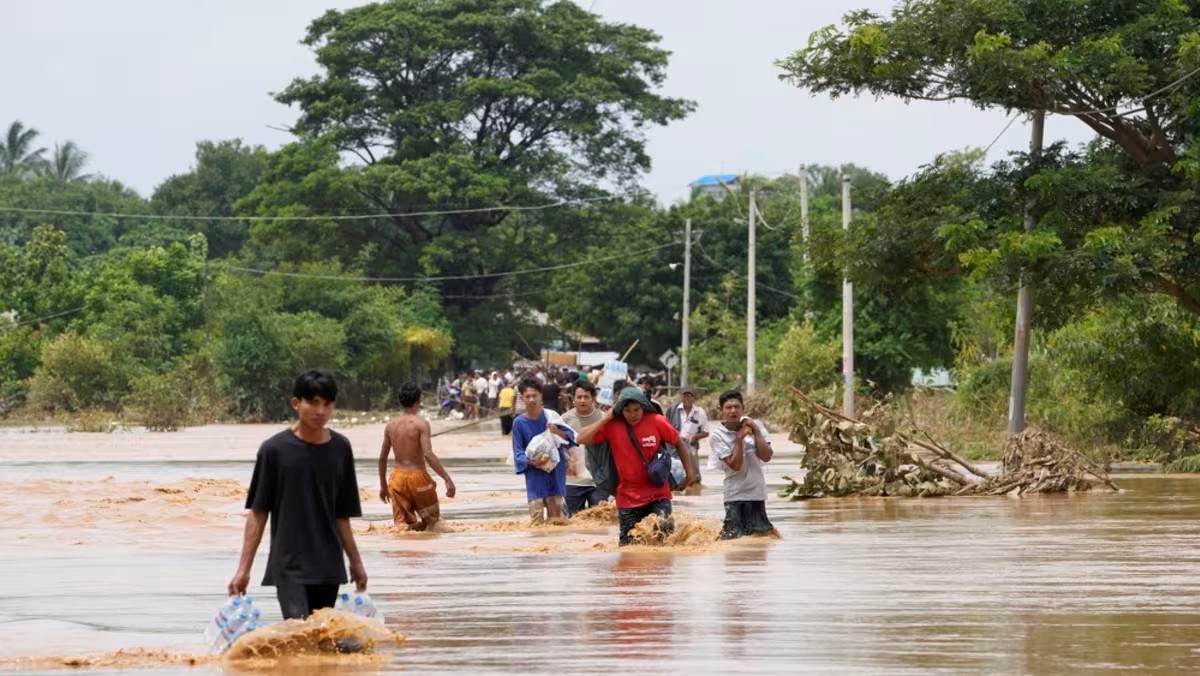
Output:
[335,590,386,624]
[670,456,685,486]
[525,431,561,473]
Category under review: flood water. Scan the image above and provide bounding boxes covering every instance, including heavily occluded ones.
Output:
[2,421,1200,674]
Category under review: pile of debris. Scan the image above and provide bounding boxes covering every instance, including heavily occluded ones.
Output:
[779,387,1119,499]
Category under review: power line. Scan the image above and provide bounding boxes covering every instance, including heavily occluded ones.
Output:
[983,113,1020,154]
[218,242,679,283]
[0,195,620,223]
[1048,64,1200,117]
[2,306,86,332]
[695,243,801,300]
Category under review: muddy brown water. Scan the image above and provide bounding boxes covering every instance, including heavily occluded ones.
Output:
[1,422,1198,674]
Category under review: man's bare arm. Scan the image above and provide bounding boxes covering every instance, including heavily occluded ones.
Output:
[721,430,749,472]
[674,437,695,488]
[421,420,456,498]
[576,408,613,444]
[378,431,392,503]
[228,509,267,595]
[337,518,368,590]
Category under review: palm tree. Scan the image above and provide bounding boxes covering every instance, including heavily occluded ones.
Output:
[0,121,48,176]
[43,141,90,182]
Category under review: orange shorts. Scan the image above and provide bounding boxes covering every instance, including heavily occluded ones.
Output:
[388,468,440,526]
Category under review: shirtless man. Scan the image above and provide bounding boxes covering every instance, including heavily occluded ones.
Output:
[378,381,456,530]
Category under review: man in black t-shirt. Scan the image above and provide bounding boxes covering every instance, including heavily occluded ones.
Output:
[227,370,368,619]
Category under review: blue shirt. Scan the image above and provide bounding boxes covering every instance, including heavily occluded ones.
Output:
[512,411,576,500]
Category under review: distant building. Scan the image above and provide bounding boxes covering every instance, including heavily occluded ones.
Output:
[689,174,740,201]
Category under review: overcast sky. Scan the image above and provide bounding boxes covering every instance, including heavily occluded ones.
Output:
[3,0,1095,203]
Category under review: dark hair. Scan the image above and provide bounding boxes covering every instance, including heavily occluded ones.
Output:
[398,381,422,408]
[293,369,338,402]
[718,390,743,407]
[518,378,541,394]
[612,379,628,392]
[574,380,597,397]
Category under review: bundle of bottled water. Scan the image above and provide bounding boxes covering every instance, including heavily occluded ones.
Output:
[203,595,261,654]
[335,591,385,623]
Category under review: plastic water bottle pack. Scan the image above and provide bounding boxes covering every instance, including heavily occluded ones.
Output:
[336,591,386,624]
[203,595,261,654]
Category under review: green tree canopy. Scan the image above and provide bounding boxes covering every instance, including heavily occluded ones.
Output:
[780,0,1200,321]
[152,139,269,257]
[0,121,48,177]
[261,0,693,310]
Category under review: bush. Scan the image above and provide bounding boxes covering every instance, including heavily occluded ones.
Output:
[66,408,118,433]
[127,370,196,431]
[768,321,840,395]
[27,332,126,412]
[215,310,346,421]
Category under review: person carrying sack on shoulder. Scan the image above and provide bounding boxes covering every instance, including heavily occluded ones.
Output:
[577,387,695,546]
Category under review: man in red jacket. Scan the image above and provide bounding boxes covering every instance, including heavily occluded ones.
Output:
[577,387,695,545]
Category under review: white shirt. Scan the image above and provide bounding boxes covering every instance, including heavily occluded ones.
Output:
[709,418,771,501]
[673,403,708,445]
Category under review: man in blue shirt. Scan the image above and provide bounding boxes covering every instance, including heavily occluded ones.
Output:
[511,378,575,524]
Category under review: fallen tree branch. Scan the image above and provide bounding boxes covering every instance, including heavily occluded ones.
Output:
[779,388,1119,500]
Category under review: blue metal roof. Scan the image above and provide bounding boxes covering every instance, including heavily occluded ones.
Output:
[690,174,740,187]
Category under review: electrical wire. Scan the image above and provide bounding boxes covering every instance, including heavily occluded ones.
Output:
[0,195,621,223]
[695,243,802,300]
[1047,64,1200,117]
[983,113,1021,154]
[2,306,87,331]
[217,242,678,283]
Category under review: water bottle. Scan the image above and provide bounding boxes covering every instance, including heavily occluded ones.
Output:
[351,593,378,619]
[204,597,243,647]
[336,591,380,619]
[204,596,258,654]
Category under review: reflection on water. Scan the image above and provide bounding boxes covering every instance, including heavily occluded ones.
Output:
[3,423,1200,673]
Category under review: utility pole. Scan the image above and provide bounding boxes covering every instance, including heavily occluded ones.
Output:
[841,175,854,417]
[1007,110,1046,435]
[746,191,757,394]
[799,165,810,265]
[681,218,692,389]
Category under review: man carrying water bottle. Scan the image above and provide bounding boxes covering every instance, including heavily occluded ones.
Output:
[227,369,369,619]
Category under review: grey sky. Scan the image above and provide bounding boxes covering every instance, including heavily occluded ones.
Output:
[3,0,1094,203]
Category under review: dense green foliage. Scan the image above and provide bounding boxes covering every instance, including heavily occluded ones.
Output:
[779,0,1200,458]
[3,0,1200,462]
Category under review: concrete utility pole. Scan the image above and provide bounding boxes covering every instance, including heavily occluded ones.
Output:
[841,175,854,418]
[799,165,810,265]
[681,218,693,389]
[746,191,758,395]
[1007,110,1046,435]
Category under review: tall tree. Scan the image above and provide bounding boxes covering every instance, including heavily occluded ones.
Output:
[261,0,694,313]
[152,139,268,257]
[0,121,48,177]
[778,0,1200,319]
[42,141,90,183]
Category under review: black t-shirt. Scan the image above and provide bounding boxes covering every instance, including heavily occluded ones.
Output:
[245,429,362,586]
[541,382,562,413]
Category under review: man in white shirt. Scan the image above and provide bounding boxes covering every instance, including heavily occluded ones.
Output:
[708,389,775,540]
[667,387,709,490]
[487,372,501,413]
